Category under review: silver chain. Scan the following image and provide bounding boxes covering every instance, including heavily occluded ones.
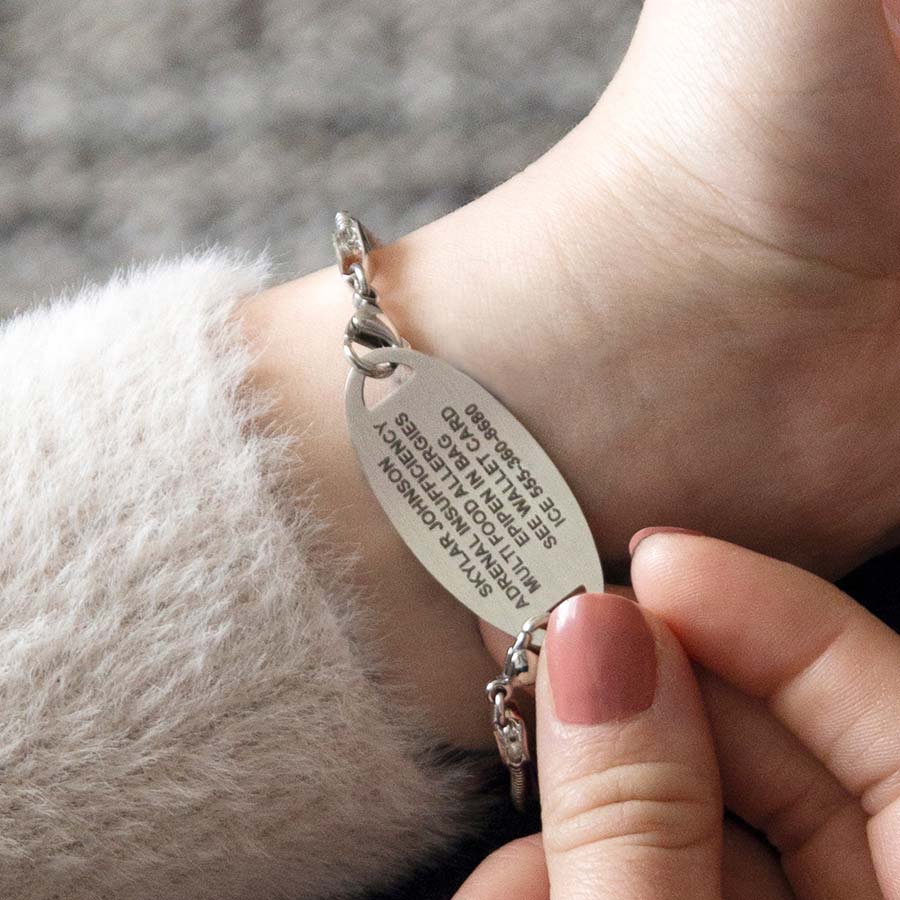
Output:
[485,611,550,812]
[332,211,408,379]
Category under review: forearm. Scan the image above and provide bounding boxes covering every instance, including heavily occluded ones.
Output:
[239,265,501,750]
[0,252,491,899]
[234,149,647,748]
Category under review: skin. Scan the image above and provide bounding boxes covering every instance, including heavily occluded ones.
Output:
[237,0,900,892]
[239,0,900,752]
[453,532,900,898]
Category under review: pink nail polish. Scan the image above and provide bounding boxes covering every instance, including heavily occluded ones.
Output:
[546,593,657,725]
[628,526,704,557]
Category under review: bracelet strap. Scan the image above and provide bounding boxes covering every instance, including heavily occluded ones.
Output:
[332,211,603,815]
[332,211,408,379]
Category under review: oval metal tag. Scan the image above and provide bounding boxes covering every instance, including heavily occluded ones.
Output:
[345,347,603,642]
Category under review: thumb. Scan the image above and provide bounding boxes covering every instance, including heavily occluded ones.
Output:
[537,593,722,899]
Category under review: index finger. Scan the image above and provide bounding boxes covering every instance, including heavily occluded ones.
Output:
[630,531,900,895]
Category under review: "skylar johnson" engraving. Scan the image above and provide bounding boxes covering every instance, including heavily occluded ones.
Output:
[374,404,569,609]
[346,347,604,641]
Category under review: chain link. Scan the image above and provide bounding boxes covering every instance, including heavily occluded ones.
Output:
[486,611,550,812]
[333,212,408,379]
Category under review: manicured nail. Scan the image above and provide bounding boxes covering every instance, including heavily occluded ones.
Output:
[546,593,657,725]
[628,526,704,557]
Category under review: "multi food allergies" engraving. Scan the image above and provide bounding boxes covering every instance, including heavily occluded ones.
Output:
[372,405,572,609]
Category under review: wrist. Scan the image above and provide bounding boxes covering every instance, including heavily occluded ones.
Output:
[234,159,633,746]
[365,135,662,579]
[234,161,644,751]
[354,121,900,582]
[238,264,502,751]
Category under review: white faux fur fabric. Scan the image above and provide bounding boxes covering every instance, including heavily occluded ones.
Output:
[0,252,491,899]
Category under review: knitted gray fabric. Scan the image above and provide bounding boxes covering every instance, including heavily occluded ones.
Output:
[0,0,638,318]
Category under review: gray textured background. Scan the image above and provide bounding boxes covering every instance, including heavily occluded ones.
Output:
[0,0,639,318]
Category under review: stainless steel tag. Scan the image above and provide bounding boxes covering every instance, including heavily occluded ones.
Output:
[345,346,604,642]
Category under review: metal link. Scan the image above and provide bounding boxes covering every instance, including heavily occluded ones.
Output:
[486,611,551,812]
[343,338,401,379]
[333,211,370,277]
[490,685,510,726]
[333,212,408,379]
[344,263,375,306]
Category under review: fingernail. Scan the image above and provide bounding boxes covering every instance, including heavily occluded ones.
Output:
[546,593,657,725]
[628,526,704,557]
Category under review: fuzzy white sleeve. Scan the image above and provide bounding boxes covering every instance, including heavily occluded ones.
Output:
[0,251,494,900]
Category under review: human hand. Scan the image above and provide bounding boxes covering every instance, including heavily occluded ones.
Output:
[453,530,898,898]
[240,0,900,748]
